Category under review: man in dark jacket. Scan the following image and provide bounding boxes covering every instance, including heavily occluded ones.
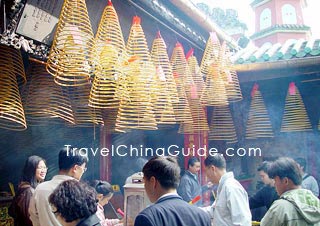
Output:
[134,156,211,226]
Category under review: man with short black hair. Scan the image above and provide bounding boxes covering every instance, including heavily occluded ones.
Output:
[295,157,319,197]
[201,154,251,225]
[177,156,202,206]
[261,157,320,226]
[134,156,211,226]
[29,146,89,226]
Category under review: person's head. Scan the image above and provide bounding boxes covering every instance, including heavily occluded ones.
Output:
[187,157,201,174]
[204,154,226,184]
[90,180,114,206]
[294,157,306,173]
[49,180,97,226]
[58,146,88,180]
[21,155,47,188]
[267,157,302,196]
[257,161,273,185]
[142,156,180,203]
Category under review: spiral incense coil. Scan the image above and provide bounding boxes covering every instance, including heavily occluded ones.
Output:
[200,32,221,77]
[0,45,26,130]
[46,0,99,86]
[22,62,75,126]
[246,84,273,139]
[220,42,242,102]
[281,82,312,132]
[201,63,228,106]
[171,42,194,87]
[115,60,158,132]
[187,54,205,94]
[68,85,104,127]
[114,16,158,131]
[208,105,237,143]
[89,43,122,109]
[178,95,209,134]
[151,32,179,103]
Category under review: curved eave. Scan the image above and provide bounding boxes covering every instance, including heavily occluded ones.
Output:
[234,56,320,72]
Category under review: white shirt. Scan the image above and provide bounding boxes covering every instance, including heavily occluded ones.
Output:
[29,175,75,226]
[201,172,251,226]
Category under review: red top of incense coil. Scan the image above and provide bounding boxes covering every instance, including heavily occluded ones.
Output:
[186,48,194,60]
[289,82,296,95]
[108,0,112,6]
[251,83,259,98]
[133,16,141,25]
[156,31,162,39]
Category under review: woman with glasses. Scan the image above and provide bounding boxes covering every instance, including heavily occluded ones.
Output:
[90,180,122,226]
[9,155,47,226]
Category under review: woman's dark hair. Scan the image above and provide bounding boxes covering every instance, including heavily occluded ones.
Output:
[268,157,302,185]
[257,161,271,173]
[58,146,88,171]
[90,180,113,197]
[143,156,180,189]
[21,155,46,188]
[49,180,97,223]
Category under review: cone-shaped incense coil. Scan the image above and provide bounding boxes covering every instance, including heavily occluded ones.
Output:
[0,45,26,130]
[22,62,75,125]
[246,84,273,139]
[171,43,194,87]
[115,17,158,131]
[115,60,158,132]
[187,54,205,95]
[220,42,242,102]
[68,85,103,127]
[151,32,179,103]
[201,63,228,106]
[95,0,126,56]
[89,0,127,108]
[208,105,237,143]
[89,44,121,108]
[281,82,312,132]
[200,32,221,77]
[178,92,209,134]
[46,0,99,86]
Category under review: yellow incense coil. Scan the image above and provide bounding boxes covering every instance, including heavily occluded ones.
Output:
[0,45,26,130]
[281,82,312,132]
[246,84,274,139]
[46,0,99,86]
[22,62,75,126]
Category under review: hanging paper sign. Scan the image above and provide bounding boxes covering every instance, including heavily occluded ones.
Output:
[186,48,194,60]
[289,82,296,95]
[156,66,166,81]
[251,83,259,98]
[190,84,198,99]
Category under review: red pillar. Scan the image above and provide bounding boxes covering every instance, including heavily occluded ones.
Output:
[100,124,112,181]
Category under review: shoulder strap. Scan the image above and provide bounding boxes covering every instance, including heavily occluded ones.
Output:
[302,174,311,180]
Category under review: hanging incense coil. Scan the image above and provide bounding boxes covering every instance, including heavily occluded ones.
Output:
[46,0,99,86]
[22,62,75,126]
[201,63,228,106]
[116,17,158,131]
[281,82,312,132]
[68,85,104,127]
[187,51,205,94]
[246,84,273,139]
[200,32,221,77]
[0,45,26,130]
[208,105,237,143]
[151,31,179,103]
[178,89,209,134]
[89,44,122,108]
[220,42,242,102]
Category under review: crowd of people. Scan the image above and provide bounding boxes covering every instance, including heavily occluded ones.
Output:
[7,147,320,226]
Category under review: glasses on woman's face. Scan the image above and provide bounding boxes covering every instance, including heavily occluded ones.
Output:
[37,166,48,171]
